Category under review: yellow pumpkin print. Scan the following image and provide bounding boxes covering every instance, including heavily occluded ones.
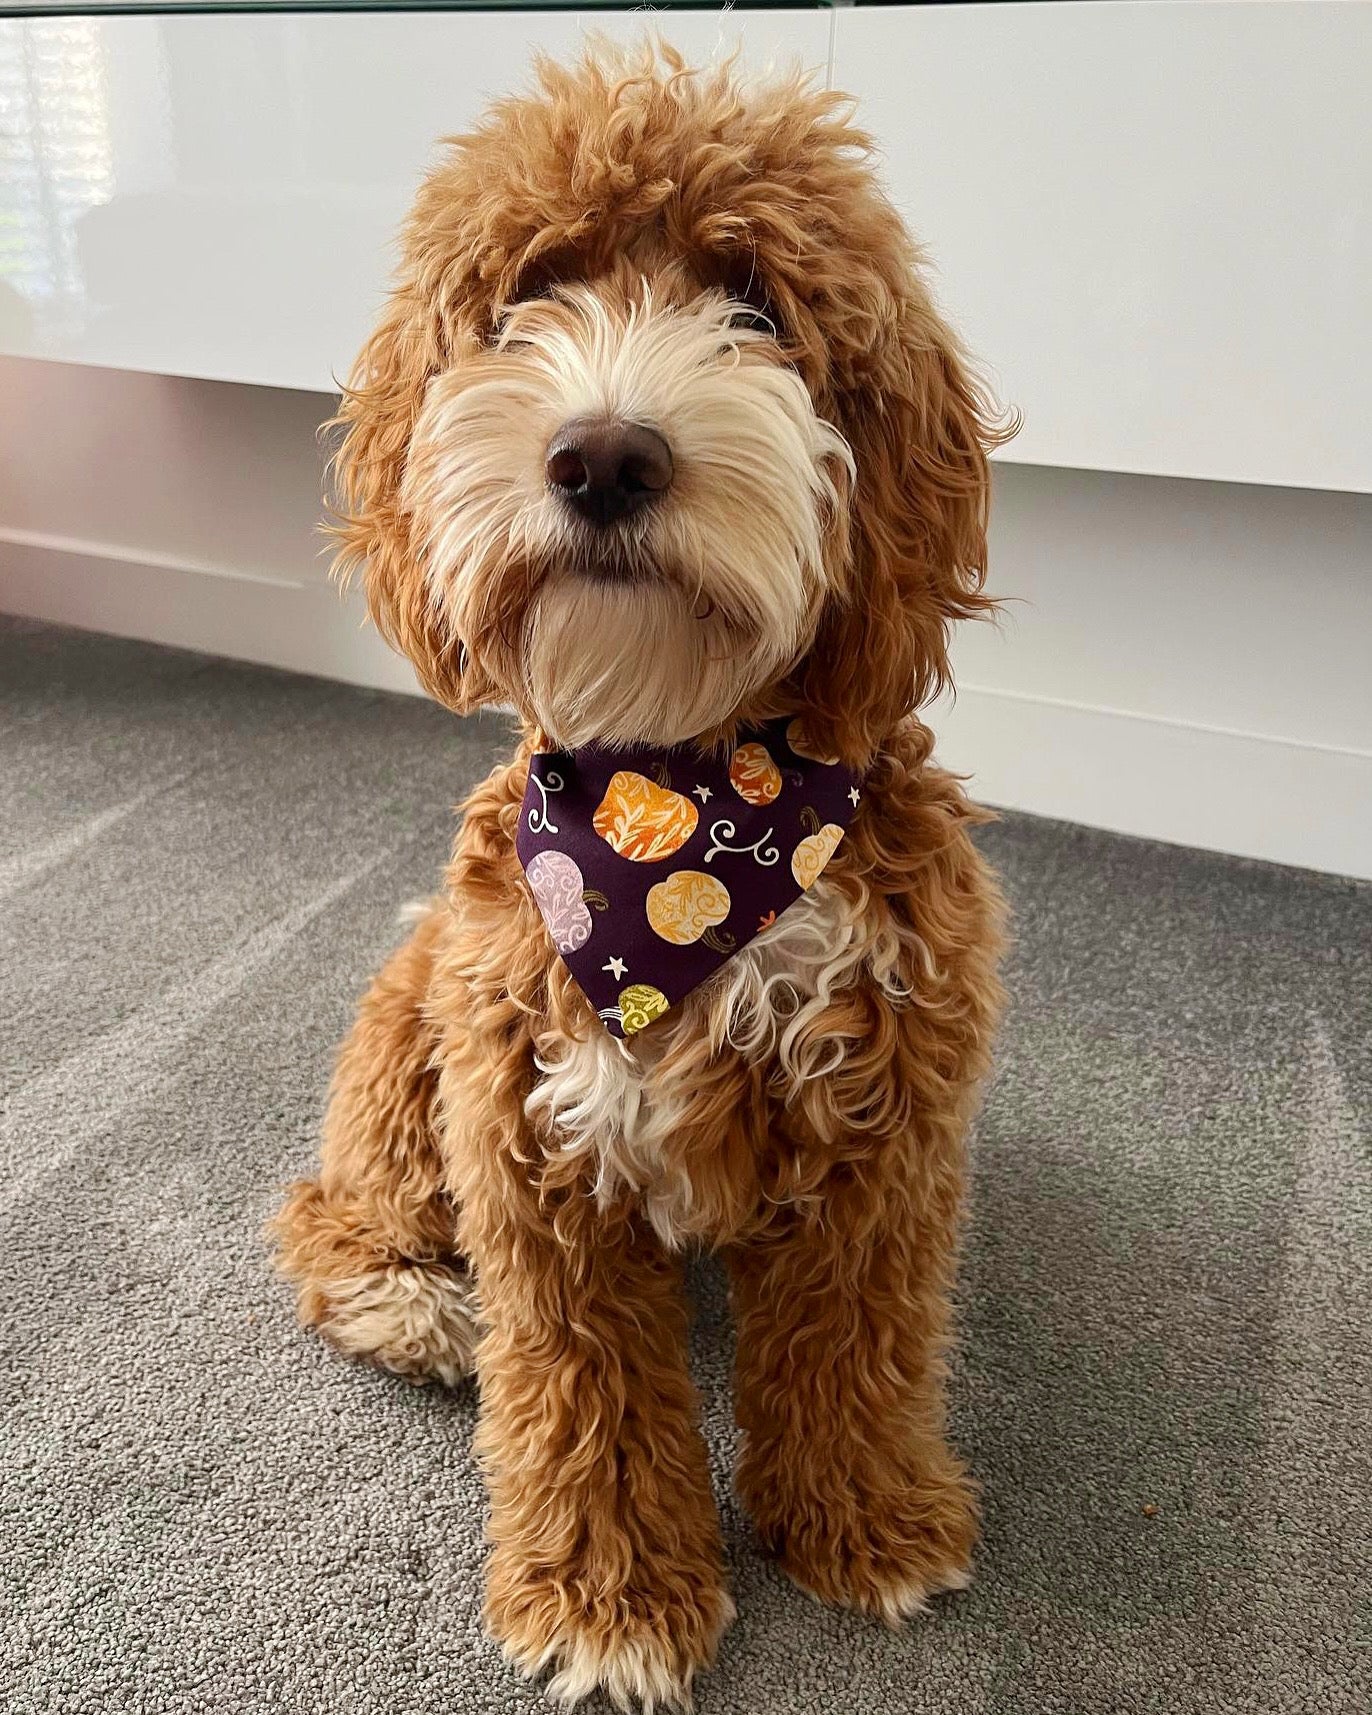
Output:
[618,983,671,1036]
[592,772,698,863]
[785,717,840,766]
[791,822,845,889]
[728,742,782,806]
[645,870,732,946]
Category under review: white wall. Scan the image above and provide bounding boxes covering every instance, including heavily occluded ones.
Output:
[0,357,413,694]
[2,356,1368,880]
[936,466,1372,880]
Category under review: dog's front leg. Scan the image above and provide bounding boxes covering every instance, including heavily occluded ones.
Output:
[727,1144,978,1622]
[453,1118,732,1710]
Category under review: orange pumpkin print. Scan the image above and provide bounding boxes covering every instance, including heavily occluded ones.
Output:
[791,822,845,889]
[645,870,732,946]
[592,772,699,863]
[728,742,782,807]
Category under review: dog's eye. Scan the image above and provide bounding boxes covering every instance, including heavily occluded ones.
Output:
[485,312,519,350]
[728,303,777,338]
[510,278,554,305]
[510,244,578,306]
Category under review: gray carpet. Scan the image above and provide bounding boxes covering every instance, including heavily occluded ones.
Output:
[1,613,1368,1715]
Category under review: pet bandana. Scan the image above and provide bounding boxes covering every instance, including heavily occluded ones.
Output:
[516,716,861,1039]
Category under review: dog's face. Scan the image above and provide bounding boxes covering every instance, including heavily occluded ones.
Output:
[334,47,1009,766]
[402,269,850,750]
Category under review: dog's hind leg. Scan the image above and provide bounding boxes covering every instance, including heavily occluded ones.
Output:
[270,905,478,1386]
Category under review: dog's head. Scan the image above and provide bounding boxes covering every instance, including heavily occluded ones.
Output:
[333,45,1010,766]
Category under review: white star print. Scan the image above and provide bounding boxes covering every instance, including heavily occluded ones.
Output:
[692,785,713,803]
[848,787,861,806]
[602,956,628,980]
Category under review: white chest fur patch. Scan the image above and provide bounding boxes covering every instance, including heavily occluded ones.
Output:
[524,874,914,1247]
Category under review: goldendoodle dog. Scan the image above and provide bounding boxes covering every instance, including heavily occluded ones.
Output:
[273,42,1011,1711]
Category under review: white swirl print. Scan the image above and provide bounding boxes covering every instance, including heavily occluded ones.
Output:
[703,819,780,868]
[526,769,564,835]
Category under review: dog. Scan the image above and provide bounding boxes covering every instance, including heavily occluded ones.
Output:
[272,42,1010,1711]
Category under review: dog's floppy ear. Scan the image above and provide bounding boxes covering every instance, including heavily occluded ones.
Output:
[798,292,1013,769]
[328,281,494,711]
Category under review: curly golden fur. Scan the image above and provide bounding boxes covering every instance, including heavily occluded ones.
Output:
[272,42,1012,1711]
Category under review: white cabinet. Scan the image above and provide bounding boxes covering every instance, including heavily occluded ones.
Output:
[0,10,831,392]
[2,4,1367,492]
[1,6,1368,876]
[832,1,1372,493]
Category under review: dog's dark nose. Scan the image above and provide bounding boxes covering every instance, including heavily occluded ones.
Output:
[545,418,674,527]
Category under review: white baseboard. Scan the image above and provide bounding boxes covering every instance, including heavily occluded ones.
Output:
[0,533,417,697]
[4,533,1368,882]
[937,684,1370,882]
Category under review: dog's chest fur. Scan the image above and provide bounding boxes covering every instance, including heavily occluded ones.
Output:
[524,873,909,1248]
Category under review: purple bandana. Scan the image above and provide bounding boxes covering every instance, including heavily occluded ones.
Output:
[516,716,861,1039]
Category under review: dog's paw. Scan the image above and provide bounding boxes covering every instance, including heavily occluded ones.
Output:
[311,1261,479,1387]
[757,1464,978,1626]
[271,1179,479,1386]
[837,1550,974,1627]
[487,1565,734,1711]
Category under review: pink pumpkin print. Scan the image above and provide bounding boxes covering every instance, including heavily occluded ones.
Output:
[525,849,593,954]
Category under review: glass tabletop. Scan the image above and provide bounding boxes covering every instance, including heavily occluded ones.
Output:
[0,1,1040,17]
[2,1,869,16]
